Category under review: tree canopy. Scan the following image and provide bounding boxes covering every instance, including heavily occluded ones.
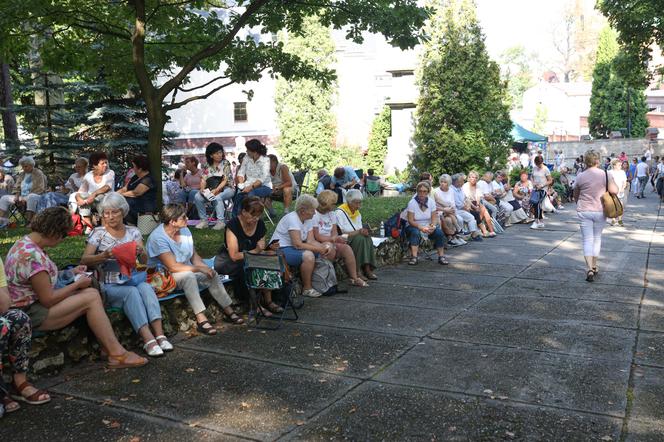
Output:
[412,0,511,177]
[1,0,427,202]
[598,0,663,86]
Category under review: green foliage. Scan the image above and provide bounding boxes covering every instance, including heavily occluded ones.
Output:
[412,0,512,177]
[330,145,366,171]
[275,16,336,174]
[1,1,427,205]
[366,106,391,173]
[598,0,663,87]
[589,27,649,139]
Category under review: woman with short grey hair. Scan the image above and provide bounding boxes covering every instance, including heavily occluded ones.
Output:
[0,156,47,225]
[81,193,173,357]
[433,174,466,246]
[271,194,332,297]
[336,189,379,279]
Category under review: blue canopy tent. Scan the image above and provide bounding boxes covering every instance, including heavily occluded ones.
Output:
[511,123,547,143]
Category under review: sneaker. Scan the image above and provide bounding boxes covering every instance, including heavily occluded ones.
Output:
[472,235,483,242]
[212,221,225,230]
[195,220,208,229]
[449,238,462,246]
[302,288,322,298]
[504,222,512,228]
[558,205,565,210]
[530,221,541,230]
[455,237,467,245]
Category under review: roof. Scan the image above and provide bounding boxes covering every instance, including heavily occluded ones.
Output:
[511,122,547,143]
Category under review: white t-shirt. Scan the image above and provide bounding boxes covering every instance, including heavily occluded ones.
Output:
[477,180,492,197]
[78,170,115,195]
[636,161,649,177]
[406,197,436,225]
[271,211,311,247]
[433,188,455,211]
[532,165,551,187]
[608,169,627,198]
[491,180,505,193]
[312,211,336,237]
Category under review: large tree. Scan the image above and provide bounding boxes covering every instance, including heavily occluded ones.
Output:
[366,105,391,173]
[274,16,336,174]
[499,45,536,110]
[598,0,663,87]
[412,0,511,176]
[589,27,649,139]
[1,1,426,203]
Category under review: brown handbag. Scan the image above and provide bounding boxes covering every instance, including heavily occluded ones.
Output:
[601,170,623,218]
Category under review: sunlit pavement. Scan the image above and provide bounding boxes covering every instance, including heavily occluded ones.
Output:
[2,191,663,441]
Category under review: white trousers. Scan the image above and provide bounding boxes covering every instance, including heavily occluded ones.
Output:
[456,209,478,233]
[578,211,605,257]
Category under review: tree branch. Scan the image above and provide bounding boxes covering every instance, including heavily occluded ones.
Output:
[157,0,271,102]
[131,0,156,105]
[177,75,229,92]
[163,80,235,111]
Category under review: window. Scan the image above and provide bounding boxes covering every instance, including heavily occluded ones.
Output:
[234,102,247,122]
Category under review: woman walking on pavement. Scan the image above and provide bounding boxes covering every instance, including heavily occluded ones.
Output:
[573,150,618,282]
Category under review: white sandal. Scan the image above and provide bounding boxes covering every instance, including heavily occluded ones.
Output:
[143,339,164,357]
[155,335,174,352]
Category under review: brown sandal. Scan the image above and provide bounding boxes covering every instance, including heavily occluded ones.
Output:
[264,302,285,314]
[223,311,245,325]
[10,381,51,405]
[2,395,21,412]
[107,351,148,369]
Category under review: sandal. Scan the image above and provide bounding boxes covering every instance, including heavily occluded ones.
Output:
[223,311,245,325]
[586,269,595,282]
[350,278,368,287]
[592,266,599,275]
[107,351,148,369]
[2,396,21,413]
[264,302,285,314]
[10,381,51,405]
[196,320,218,335]
[408,257,418,266]
[438,256,449,265]
[155,335,174,352]
[143,339,164,357]
[257,306,273,318]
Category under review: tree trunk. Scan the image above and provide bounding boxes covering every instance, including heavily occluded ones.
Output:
[0,61,20,154]
[146,100,166,208]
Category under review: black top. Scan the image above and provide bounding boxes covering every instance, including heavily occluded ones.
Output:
[319,175,332,190]
[225,216,266,252]
[127,173,156,212]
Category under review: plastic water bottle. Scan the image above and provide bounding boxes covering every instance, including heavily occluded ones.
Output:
[379,221,385,238]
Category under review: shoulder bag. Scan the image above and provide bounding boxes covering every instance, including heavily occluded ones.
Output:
[601,170,623,218]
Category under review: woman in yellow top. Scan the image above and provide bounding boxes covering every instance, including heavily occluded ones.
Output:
[334,189,378,280]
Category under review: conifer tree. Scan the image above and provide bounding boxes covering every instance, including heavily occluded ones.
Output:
[412,0,511,177]
[274,16,336,174]
[366,106,391,173]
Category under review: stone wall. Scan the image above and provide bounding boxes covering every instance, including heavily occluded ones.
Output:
[550,138,664,168]
[20,237,417,375]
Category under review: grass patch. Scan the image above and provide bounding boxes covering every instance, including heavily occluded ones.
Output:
[0,195,411,268]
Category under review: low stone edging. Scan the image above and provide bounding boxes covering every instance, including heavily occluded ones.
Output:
[15,237,421,375]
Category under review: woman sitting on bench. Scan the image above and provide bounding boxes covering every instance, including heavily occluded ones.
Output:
[146,204,244,336]
[5,207,147,369]
[81,193,172,358]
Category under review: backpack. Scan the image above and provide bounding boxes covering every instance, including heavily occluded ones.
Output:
[311,258,339,296]
[384,208,406,239]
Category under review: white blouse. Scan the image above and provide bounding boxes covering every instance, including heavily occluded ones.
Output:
[237,155,272,189]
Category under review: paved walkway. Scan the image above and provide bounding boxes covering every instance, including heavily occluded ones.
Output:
[2,193,663,441]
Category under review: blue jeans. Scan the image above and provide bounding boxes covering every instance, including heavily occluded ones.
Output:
[194,187,235,220]
[37,192,69,212]
[104,282,162,332]
[405,224,446,248]
[233,185,272,216]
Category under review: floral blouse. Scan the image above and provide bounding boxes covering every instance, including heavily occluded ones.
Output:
[5,236,58,308]
[201,160,233,189]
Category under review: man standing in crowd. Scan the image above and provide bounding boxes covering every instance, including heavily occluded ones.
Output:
[636,156,649,199]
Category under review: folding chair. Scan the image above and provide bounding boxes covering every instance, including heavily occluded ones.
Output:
[7,202,28,226]
[365,178,381,197]
[292,170,308,199]
[244,251,298,330]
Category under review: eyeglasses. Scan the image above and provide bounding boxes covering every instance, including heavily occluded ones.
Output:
[102,209,123,217]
